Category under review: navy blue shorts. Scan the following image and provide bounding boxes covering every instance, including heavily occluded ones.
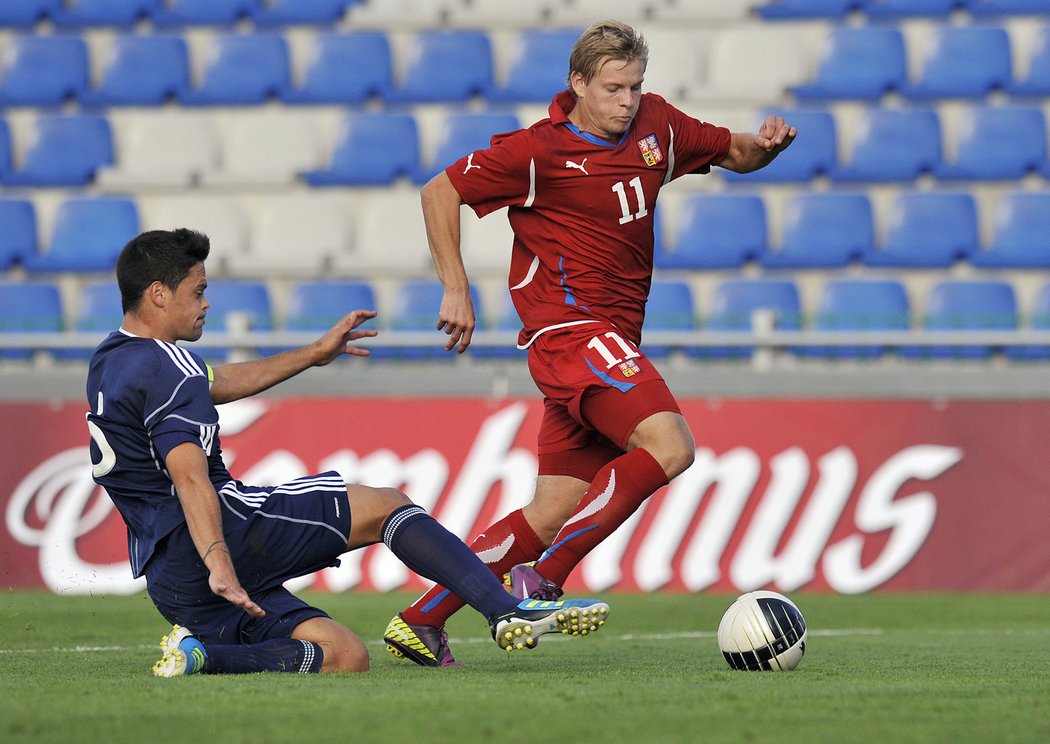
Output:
[145,471,352,644]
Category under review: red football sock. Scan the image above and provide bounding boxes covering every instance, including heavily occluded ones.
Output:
[400,508,547,628]
[535,448,668,587]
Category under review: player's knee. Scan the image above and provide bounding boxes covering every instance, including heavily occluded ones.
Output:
[665,442,695,479]
[321,637,370,674]
[380,487,413,511]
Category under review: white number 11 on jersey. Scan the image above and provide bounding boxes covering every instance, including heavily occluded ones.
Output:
[612,177,648,225]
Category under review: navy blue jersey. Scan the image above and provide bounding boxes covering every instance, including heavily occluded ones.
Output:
[87,330,231,577]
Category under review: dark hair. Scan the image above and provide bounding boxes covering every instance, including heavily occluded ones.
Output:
[116,229,211,314]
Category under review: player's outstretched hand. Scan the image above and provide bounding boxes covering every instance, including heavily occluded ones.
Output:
[755,114,797,154]
[314,309,378,366]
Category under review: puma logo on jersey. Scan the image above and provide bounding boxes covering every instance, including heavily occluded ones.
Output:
[463,153,482,173]
[565,158,589,175]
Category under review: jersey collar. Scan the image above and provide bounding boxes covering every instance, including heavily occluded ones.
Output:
[549,90,629,147]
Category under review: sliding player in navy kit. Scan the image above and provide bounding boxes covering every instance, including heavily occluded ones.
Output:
[87,228,609,676]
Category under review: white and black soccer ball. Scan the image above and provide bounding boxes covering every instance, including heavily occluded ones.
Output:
[717,591,807,671]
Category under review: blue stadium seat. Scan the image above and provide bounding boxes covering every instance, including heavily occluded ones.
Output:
[281,32,391,104]
[24,198,139,272]
[179,34,289,105]
[284,279,376,356]
[378,279,482,361]
[150,0,260,25]
[967,0,1050,15]
[475,289,526,360]
[487,29,580,102]
[902,279,1017,360]
[655,194,765,269]
[60,279,126,361]
[0,36,89,106]
[199,280,274,362]
[935,106,1046,180]
[0,0,60,26]
[251,0,357,25]
[304,113,418,186]
[50,0,159,27]
[723,109,837,182]
[0,199,37,270]
[704,279,802,359]
[803,278,911,359]
[386,30,493,103]
[758,0,858,18]
[642,279,698,359]
[416,112,519,184]
[1011,281,1050,361]
[4,116,113,187]
[864,192,976,268]
[970,192,1050,268]
[830,107,941,182]
[899,26,1012,99]
[761,193,872,268]
[0,281,63,361]
[0,119,11,183]
[80,35,189,106]
[1006,25,1050,97]
[792,27,906,100]
[863,0,963,17]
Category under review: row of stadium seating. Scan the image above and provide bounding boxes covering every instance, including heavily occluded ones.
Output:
[5,187,1050,275]
[4,100,1050,188]
[5,275,1050,362]
[3,21,1050,108]
[758,0,1050,20]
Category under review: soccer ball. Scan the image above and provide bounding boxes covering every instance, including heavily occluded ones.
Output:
[717,591,807,671]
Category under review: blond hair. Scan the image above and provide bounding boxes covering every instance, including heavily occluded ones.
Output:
[567,20,649,85]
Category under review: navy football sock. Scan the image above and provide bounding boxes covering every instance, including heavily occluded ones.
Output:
[199,638,324,674]
[382,505,518,623]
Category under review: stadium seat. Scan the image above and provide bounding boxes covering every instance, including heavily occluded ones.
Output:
[0,119,12,183]
[487,29,580,102]
[761,193,872,268]
[150,0,260,25]
[903,279,1017,360]
[473,288,526,360]
[704,278,802,359]
[970,192,1050,268]
[4,116,113,187]
[50,0,159,27]
[0,281,64,361]
[899,26,1012,100]
[61,280,126,361]
[226,195,348,276]
[332,189,430,275]
[1006,25,1050,97]
[179,34,289,105]
[935,106,1046,180]
[460,205,514,275]
[862,0,962,17]
[80,35,189,106]
[722,109,836,182]
[0,199,37,270]
[251,0,356,25]
[24,198,139,273]
[283,279,377,356]
[655,194,765,270]
[642,279,698,359]
[386,30,493,103]
[379,279,483,361]
[864,192,976,268]
[416,112,520,184]
[758,0,858,18]
[97,111,219,188]
[803,278,910,359]
[204,113,321,186]
[0,36,89,106]
[146,195,250,256]
[304,113,419,186]
[0,0,60,26]
[831,107,941,182]
[967,0,1050,15]
[199,280,274,362]
[1011,281,1050,361]
[281,32,392,104]
[792,27,906,100]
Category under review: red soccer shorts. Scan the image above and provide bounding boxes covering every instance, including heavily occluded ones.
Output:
[526,322,681,481]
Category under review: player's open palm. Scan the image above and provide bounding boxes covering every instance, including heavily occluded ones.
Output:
[209,565,266,618]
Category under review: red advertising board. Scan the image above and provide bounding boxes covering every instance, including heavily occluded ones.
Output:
[2,397,1048,594]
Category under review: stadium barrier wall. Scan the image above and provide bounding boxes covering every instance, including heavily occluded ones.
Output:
[3,395,1047,594]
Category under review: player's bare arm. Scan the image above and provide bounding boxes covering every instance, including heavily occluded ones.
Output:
[718,115,797,173]
[421,171,475,353]
[209,310,377,404]
[165,442,265,618]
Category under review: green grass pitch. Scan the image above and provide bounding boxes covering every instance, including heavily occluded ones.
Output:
[1,591,1047,743]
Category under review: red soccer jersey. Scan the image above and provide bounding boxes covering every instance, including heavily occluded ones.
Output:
[446,90,731,347]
